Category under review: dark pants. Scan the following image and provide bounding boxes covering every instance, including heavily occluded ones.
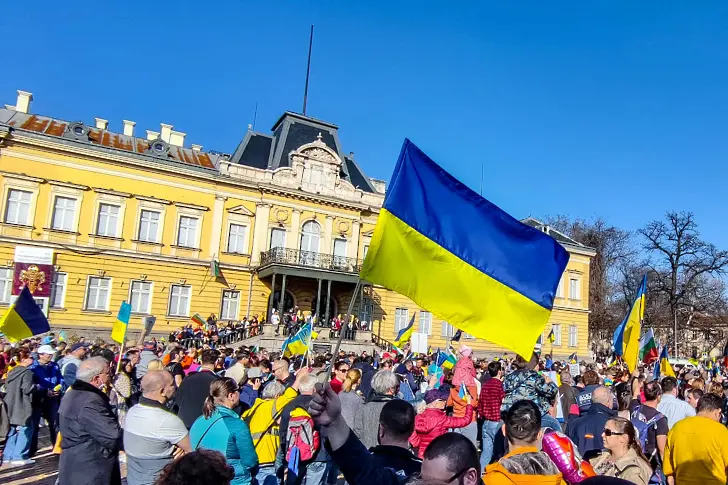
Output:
[30,397,59,457]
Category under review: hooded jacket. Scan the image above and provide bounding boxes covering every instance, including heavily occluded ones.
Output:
[409,405,473,458]
[5,365,35,425]
[484,446,567,485]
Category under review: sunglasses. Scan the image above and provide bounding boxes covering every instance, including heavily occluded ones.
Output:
[603,429,625,437]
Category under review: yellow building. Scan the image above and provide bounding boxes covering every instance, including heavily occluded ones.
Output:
[0,90,594,358]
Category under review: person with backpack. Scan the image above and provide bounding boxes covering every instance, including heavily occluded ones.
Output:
[278,375,326,485]
[629,381,668,477]
[241,367,308,485]
[189,377,257,485]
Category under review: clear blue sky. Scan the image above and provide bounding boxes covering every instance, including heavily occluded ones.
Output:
[3,2,728,249]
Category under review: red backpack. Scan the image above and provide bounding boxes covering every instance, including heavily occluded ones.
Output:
[285,409,320,463]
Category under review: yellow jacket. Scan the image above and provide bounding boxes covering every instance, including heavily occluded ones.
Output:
[242,387,298,465]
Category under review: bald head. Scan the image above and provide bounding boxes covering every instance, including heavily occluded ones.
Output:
[592,386,612,406]
[141,370,173,396]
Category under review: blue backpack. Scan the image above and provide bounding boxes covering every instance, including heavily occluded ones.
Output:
[629,405,664,458]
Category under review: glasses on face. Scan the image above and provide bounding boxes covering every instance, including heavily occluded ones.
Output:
[603,429,625,437]
[338,367,349,373]
[413,467,471,484]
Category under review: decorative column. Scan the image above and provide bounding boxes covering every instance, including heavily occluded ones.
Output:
[268,273,276,320]
[208,195,226,257]
[250,203,272,265]
[278,274,287,315]
[323,215,334,255]
[324,279,332,325]
[289,209,302,250]
[349,220,360,259]
[316,278,322,323]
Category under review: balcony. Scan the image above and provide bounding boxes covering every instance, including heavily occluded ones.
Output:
[257,247,363,283]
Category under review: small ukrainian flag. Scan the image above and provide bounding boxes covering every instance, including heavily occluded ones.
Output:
[0,286,50,342]
[393,313,416,349]
[111,302,132,344]
[361,139,569,358]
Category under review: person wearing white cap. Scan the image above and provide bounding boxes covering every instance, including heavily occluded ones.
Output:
[29,343,63,457]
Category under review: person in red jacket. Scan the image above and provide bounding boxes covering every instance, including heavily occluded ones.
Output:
[410,388,474,458]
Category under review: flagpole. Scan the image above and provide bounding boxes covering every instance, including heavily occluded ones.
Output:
[115,315,129,375]
[327,279,362,373]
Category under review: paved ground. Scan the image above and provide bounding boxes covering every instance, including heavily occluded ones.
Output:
[0,428,59,485]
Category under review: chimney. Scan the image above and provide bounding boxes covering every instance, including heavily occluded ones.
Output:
[146,130,160,140]
[160,123,173,143]
[122,120,136,137]
[169,130,186,147]
[16,90,33,114]
[191,144,202,152]
[95,118,108,130]
[349,151,355,159]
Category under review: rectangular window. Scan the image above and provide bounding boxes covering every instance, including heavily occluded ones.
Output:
[569,278,580,300]
[269,228,285,249]
[441,321,455,337]
[96,203,120,237]
[129,280,152,314]
[5,189,32,225]
[553,324,562,346]
[0,268,12,304]
[177,216,198,248]
[363,244,369,259]
[227,224,247,253]
[418,311,432,335]
[394,307,409,332]
[333,238,347,268]
[556,278,564,298]
[85,276,111,311]
[168,284,191,317]
[569,325,578,347]
[220,290,240,320]
[50,272,67,308]
[51,196,76,231]
[138,210,160,242]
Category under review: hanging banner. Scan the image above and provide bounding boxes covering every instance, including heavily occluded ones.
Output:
[12,246,54,316]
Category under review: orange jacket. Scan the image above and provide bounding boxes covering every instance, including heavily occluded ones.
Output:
[447,385,478,423]
[484,447,567,485]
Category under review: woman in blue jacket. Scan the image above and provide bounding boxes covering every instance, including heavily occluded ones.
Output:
[189,377,258,485]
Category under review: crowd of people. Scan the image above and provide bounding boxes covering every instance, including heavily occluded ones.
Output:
[0,331,727,485]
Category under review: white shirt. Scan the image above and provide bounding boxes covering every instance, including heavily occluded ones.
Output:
[657,393,695,429]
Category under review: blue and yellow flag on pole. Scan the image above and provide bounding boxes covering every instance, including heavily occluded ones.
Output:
[0,286,50,342]
[654,345,675,380]
[282,321,319,357]
[111,302,132,344]
[615,275,647,373]
[393,313,416,349]
[360,140,569,358]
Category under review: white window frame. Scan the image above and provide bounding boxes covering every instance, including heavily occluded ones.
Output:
[50,196,77,232]
[4,189,33,225]
[1,177,40,228]
[226,223,248,254]
[137,209,161,243]
[176,215,199,248]
[556,278,564,298]
[0,268,12,304]
[220,289,241,321]
[418,311,432,335]
[568,325,578,347]
[84,276,112,311]
[363,244,369,259]
[269,227,286,249]
[129,280,153,314]
[394,307,409,333]
[441,321,455,337]
[300,220,321,253]
[552,324,562,346]
[96,203,121,237]
[333,237,348,268]
[50,272,68,309]
[569,277,581,301]
[167,284,191,317]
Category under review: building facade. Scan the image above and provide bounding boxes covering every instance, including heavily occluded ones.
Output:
[0,90,594,357]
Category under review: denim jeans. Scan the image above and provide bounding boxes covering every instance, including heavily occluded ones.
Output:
[4,425,33,461]
[303,461,328,485]
[480,420,503,472]
[256,465,280,485]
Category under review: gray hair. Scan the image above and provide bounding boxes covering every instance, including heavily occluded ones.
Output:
[372,370,399,395]
[76,356,109,383]
[298,375,318,394]
[261,381,285,399]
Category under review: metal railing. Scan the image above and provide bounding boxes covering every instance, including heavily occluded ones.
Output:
[259,247,362,273]
[371,333,397,352]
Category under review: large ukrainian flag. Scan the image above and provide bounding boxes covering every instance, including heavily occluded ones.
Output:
[361,139,569,358]
[0,285,50,341]
[619,275,647,373]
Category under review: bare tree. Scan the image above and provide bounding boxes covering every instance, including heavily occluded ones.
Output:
[639,211,728,355]
[546,216,635,342]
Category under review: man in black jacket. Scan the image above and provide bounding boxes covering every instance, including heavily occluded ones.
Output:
[175,349,220,429]
[370,399,421,480]
[568,386,616,458]
[58,357,122,485]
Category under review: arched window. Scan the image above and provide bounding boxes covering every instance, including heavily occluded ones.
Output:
[300,221,321,253]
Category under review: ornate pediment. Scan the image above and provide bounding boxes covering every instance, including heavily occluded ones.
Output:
[227,204,255,216]
[290,133,342,168]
